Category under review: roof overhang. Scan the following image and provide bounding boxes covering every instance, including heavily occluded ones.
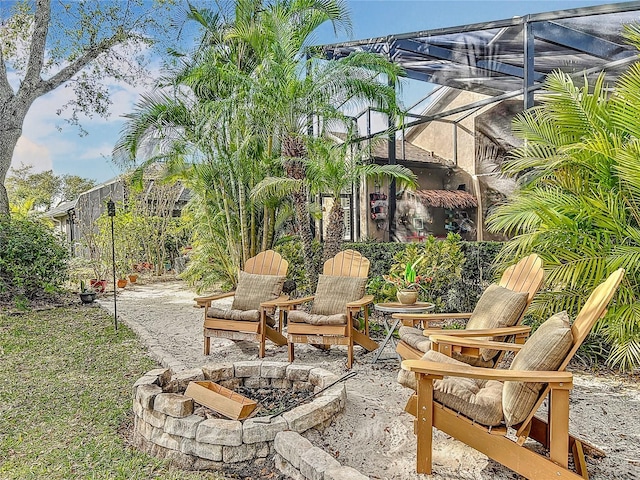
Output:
[408,189,478,209]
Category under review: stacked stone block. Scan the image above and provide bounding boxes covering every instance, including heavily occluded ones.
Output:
[131,361,346,470]
[274,431,370,480]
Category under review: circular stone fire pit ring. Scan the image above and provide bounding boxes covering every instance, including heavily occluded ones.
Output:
[131,360,346,470]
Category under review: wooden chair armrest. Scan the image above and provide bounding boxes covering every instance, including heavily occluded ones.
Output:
[428,334,525,352]
[391,312,473,321]
[423,326,531,337]
[260,295,290,309]
[346,295,374,308]
[275,296,315,309]
[401,359,573,385]
[194,291,235,307]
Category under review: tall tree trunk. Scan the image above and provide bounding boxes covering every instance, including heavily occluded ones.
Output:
[261,205,269,251]
[292,190,317,282]
[323,199,345,262]
[0,112,28,216]
[283,135,317,284]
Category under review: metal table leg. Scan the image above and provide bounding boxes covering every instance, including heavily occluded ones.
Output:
[372,317,402,363]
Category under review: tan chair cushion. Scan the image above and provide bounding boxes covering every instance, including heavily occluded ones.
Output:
[502,311,573,426]
[288,309,347,326]
[310,275,367,316]
[466,284,528,361]
[231,271,285,311]
[398,326,432,352]
[397,350,504,427]
[206,307,275,326]
[398,326,495,367]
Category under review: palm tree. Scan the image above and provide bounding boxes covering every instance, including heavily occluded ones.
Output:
[237,2,404,280]
[252,134,418,264]
[487,24,640,371]
[114,0,281,288]
[116,0,406,290]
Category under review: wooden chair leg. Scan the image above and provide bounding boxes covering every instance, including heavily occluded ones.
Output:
[204,335,210,355]
[416,373,434,474]
[572,439,589,479]
[549,386,570,469]
[288,341,295,363]
[259,332,266,358]
[347,336,354,369]
[364,307,369,337]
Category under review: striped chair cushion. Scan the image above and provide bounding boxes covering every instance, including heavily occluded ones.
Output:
[466,284,528,361]
[397,350,504,427]
[502,311,573,426]
[398,326,495,367]
[310,275,367,316]
[231,271,285,311]
[206,307,275,326]
[288,310,347,326]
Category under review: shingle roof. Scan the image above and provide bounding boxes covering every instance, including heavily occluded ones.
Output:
[409,189,478,209]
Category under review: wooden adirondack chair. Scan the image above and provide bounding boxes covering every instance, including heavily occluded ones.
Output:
[401,268,624,479]
[194,250,289,358]
[278,250,379,369]
[395,253,544,365]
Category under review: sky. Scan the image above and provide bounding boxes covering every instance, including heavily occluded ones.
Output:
[9,0,635,184]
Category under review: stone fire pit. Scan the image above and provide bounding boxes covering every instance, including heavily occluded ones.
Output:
[131,361,346,470]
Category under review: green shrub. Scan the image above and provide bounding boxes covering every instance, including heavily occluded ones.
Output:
[275,238,322,295]
[353,240,503,312]
[278,238,505,312]
[444,241,504,312]
[0,216,69,306]
[345,241,406,277]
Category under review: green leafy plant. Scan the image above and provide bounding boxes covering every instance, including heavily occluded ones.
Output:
[79,280,95,294]
[0,216,69,306]
[488,25,640,370]
[384,259,420,290]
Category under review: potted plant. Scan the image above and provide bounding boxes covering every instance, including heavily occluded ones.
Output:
[79,281,97,304]
[384,261,423,305]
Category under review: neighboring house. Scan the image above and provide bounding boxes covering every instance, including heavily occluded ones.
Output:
[46,199,79,253]
[44,174,189,256]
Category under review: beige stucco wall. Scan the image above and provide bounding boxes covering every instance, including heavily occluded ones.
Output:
[408,90,491,175]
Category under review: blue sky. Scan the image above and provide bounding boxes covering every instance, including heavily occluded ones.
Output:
[10,0,633,184]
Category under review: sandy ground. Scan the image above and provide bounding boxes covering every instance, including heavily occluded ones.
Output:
[98,280,640,480]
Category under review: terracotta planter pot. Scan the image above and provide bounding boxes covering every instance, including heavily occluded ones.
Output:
[397,289,418,305]
[90,279,107,293]
[117,278,128,288]
[128,274,138,283]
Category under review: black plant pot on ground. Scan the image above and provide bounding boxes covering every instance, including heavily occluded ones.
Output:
[79,292,97,304]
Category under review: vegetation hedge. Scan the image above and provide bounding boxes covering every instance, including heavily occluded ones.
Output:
[347,241,503,312]
[277,239,504,312]
[0,216,69,306]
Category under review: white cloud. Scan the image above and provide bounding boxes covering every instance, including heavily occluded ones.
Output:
[10,136,54,173]
[76,143,116,161]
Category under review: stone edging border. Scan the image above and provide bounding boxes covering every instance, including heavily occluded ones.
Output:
[274,431,370,480]
[131,361,352,469]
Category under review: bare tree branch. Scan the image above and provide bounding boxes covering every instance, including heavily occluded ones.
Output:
[33,33,125,98]
[20,0,50,96]
[0,47,13,103]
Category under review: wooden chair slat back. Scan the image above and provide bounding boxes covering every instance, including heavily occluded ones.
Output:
[499,254,544,304]
[322,249,370,278]
[244,250,288,276]
[515,268,624,438]
[560,268,624,371]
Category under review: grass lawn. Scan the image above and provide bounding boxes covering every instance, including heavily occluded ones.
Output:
[0,303,222,479]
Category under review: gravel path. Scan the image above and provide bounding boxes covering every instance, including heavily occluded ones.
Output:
[98,280,640,479]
